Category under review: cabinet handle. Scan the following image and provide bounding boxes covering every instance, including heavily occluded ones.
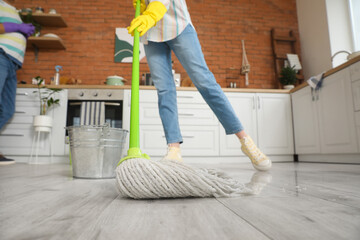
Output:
[253,96,256,109]
[162,135,194,138]
[69,102,121,106]
[178,113,194,116]
[258,96,261,109]
[15,111,26,114]
[178,96,193,98]
[311,88,315,101]
[0,133,25,137]
[16,92,28,96]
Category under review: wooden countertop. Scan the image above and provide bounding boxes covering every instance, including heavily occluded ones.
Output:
[290,54,360,93]
[17,84,290,94]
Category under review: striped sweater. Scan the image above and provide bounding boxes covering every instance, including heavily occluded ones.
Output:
[0,0,26,66]
[143,0,193,42]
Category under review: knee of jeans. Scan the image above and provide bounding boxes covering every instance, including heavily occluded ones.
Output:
[194,73,219,93]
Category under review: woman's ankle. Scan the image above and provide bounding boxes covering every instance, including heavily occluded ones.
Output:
[168,142,180,148]
[235,130,247,139]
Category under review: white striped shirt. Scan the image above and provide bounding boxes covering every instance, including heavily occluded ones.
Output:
[0,0,26,66]
[143,0,193,42]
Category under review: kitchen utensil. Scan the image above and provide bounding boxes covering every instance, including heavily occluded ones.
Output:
[105,75,126,85]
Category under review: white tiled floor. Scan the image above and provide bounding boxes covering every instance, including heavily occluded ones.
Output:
[0,161,359,240]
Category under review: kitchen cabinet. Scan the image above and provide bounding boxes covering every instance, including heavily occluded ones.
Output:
[219,93,257,156]
[292,68,359,157]
[292,86,321,154]
[257,93,294,154]
[136,90,219,157]
[317,69,358,153]
[220,93,294,156]
[0,88,68,161]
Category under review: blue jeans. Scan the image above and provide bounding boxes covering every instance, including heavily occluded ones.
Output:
[0,49,18,129]
[144,24,244,144]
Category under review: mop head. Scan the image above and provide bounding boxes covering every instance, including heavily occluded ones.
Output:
[115,158,247,199]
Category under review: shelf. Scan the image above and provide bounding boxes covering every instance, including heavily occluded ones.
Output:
[27,37,66,49]
[21,13,67,27]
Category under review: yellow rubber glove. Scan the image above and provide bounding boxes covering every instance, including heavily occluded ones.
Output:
[133,0,146,14]
[128,1,167,37]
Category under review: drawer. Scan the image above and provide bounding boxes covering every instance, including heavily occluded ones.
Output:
[352,80,360,112]
[139,89,206,104]
[16,88,39,101]
[350,61,360,82]
[0,127,50,155]
[139,102,218,125]
[139,125,219,156]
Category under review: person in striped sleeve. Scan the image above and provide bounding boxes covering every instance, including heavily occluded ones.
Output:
[128,0,272,171]
[0,0,35,164]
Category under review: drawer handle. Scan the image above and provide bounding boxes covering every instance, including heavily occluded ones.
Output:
[16,92,28,96]
[162,135,194,138]
[177,96,193,99]
[178,113,194,116]
[15,111,26,114]
[0,133,25,137]
[69,102,121,106]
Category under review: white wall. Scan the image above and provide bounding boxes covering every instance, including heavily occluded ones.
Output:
[326,0,354,67]
[296,0,332,80]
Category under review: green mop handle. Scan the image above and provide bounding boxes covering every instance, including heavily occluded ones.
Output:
[129,0,141,149]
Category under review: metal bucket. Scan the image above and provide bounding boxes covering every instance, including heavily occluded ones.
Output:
[66,125,128,179]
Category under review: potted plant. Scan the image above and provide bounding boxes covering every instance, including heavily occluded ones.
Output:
[32,76,62,131]
[279,65,297,89]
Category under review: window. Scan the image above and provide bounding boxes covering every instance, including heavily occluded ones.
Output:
[349,0,360,51]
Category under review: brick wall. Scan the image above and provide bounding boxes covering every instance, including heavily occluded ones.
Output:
[12,0,300,88]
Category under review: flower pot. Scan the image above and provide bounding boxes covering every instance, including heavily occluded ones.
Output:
[33,115,53,132]
[283,85,295,90]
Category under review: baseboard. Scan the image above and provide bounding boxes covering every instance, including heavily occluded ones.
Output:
[298,154,360,164]
[7,154,294,165]
[8,155,69,164]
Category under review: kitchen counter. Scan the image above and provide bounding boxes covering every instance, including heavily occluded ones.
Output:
[290,54,360,93]
[17,84,289,94]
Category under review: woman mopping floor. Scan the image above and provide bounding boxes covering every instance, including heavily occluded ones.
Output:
[115,0,271,199]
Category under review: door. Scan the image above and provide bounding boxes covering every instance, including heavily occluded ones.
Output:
[317,69,358,153]
[291,86,321,154]
[219,93,257,156]
[257,93,294,155]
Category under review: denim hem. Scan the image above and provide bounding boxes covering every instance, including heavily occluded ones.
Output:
[225,127,244,135]
[166,138,183,145]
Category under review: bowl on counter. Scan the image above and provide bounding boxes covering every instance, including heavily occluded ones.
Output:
[105,75,126,86]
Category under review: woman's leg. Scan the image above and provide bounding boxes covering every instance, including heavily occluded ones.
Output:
[144,41,183,145]
[168,24,244,135]
[0,50,17,130]
[168,24,271,170]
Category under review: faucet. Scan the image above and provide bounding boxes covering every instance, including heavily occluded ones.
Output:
[331,50,351,62]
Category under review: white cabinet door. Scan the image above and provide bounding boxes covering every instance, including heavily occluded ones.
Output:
[292,86,321,154]
[257,94,294,155]
[0,89,68,156]
[317,69,358,153]
[219,93,257,156]
[49,90,68,155]
[140,125,219,156]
